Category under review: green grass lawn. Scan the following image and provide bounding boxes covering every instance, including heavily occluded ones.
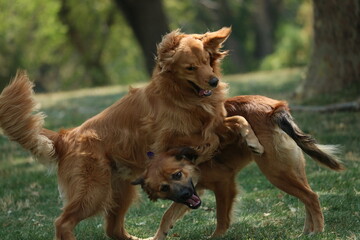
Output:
[1,68,359,239]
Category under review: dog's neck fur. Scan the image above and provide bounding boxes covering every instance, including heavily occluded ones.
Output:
[143,66,228,161]
[152,68,227,109]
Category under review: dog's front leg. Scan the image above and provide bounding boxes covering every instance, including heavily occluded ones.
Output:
[222,116,264,155]
[152,203,190,240]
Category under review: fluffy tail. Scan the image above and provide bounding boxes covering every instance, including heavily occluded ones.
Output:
[0,70,56,165]
[273,108,344,171]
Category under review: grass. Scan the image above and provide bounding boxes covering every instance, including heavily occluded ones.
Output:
[1,68,359,239]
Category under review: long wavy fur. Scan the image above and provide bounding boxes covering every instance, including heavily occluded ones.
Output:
[273,109,344,171]
[0,70,56,165]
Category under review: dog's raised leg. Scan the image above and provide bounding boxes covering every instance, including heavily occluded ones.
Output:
[224,116,264,155]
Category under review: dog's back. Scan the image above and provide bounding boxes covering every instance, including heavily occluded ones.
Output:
[225,95,343,170]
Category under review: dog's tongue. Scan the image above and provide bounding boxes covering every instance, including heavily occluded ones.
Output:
[186,194,201,207]
[199,89,212,97]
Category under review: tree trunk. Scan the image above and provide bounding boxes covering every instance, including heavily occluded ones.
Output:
[113,0,169,75]
[58,0,112,86]
[218,0,246,72]
[299,0,360,99]
[252,0,281,59]
[196,0,247,72]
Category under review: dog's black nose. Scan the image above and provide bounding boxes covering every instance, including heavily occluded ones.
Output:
[180,188,192,201]
[208,77,219,87]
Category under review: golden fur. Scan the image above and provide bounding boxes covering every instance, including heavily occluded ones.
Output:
[0,28,263,240]
[142,95,344,240]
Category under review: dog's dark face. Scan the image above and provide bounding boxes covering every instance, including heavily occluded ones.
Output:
[156,27,231,97]
[132,148,201,209]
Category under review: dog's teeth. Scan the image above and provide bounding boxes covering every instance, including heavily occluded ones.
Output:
[199,89,212,97]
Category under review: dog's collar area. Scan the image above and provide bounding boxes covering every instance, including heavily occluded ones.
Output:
[187,81,212,97]
[147,151,155,159]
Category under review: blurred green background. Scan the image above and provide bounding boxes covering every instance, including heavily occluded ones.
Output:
[0,0,313,91]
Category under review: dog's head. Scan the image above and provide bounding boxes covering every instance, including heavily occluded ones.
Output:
[132,147,201,209]
[155,27,231,97]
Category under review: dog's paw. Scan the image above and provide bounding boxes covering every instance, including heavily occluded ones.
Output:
[126,235,153,240]
[209,229,227,239]
[246,141,264,155]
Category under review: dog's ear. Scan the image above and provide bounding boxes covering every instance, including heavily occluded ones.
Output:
[202,27,231,50]
[175,147,198,162]
[156,29,183,72]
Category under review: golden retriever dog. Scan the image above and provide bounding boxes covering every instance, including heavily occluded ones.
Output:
[0,28,263,240]
[134,95,344,240]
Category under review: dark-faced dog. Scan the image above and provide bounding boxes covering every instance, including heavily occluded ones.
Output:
[134,95,343,240]
[133,148,201,209]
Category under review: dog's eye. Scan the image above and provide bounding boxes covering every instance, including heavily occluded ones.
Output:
[172,171,182,180]
[160,184,170,192]
[186,66,196,71]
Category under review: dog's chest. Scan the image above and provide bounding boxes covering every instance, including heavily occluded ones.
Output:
[152,109,220,153]
[163,106,214,130]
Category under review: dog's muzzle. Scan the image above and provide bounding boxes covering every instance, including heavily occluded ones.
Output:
[188,77,219,97]
[208,77,219,87]
[170,180,202,209]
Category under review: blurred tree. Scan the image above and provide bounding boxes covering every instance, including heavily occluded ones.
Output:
[113,0,169,75]
[58,0,114,86]
[252,0,282,59]
[177,0,298,73]
[0,0,68,91]
[299,0,360,99]
[190,0,247,72]
[260,0,313,70]
[0,0,315,91]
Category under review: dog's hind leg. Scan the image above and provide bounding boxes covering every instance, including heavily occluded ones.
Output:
[55,155,113,240]
[255,158,324,233]
[254,131,324,234]
[105,181,144,240]
[55,202,93,240]
[303,207,315,233]
[55,179,112,239]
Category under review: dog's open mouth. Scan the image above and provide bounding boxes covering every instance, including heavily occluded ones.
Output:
[185,193,202,209]
[183,180,201,209]
[188,81,212,97]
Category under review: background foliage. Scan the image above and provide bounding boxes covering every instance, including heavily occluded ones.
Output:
[0,0,312,91]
